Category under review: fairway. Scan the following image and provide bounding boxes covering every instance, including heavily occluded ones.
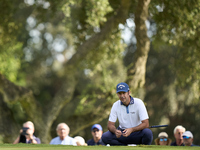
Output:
[0,144,199,150]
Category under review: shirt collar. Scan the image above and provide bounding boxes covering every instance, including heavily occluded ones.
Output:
[120,96,134,105]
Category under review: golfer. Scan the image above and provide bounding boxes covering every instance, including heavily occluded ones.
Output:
[102,82,153,145]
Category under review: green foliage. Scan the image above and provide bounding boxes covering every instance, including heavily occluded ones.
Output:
[175,46,200,87]
[7,102,26,124]
[74,56,126,116]
[62,0,113,49]
[83,30,125,69]
[0,38,22,82]
[85,0,113,27]
[0,0,24,83]
[150,0,200,87]
[152,0,200,44]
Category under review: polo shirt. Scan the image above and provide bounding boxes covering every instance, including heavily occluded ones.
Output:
[50,135,77,145]
[109,96,149,129]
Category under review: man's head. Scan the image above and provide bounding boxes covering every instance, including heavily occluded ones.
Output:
[56,123,70,140]
[182,131,193,146]
[23,121,35,136]
[173,125,186,141]
[91,124,103,140]
[116,82,130,106]
[116,82,129,93]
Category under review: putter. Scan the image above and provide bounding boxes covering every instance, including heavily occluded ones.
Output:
[149,125,168,128]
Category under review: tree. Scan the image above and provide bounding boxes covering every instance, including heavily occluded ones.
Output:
[1,0,152,143]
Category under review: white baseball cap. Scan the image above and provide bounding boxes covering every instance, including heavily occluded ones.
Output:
[182,131,193,138]
[158,132,168,138]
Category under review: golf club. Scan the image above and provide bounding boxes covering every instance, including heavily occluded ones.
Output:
[149,125,168,128]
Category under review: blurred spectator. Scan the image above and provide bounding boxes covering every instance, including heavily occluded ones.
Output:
[74,136,87,146]
[50,123,76,145]
[170,125,185,146]
[13,121,41,144]
[183,131,199,146]
[154,132,172,145]
[87,124,105,146]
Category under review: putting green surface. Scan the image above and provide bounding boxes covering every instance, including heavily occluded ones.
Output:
[0,144,199,150]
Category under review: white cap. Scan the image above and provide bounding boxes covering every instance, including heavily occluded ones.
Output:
[158,132,168,138]
[183,131,193,138]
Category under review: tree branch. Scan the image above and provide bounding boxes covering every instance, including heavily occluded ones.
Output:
[66,0,131,67]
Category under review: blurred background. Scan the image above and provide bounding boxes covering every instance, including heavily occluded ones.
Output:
[0,0,200,145]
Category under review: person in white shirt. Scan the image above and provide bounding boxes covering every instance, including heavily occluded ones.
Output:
[102,82,153,145]
[50,123,77,145]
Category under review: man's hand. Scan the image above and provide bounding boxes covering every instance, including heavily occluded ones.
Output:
[25,134,38,144]
[115,129,122,138]
[121,119,149,137]
[122,128,133,137]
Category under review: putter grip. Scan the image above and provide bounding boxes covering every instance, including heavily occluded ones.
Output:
[149,125,168,128]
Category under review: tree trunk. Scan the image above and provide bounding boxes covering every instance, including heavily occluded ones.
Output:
[127,0,151,89]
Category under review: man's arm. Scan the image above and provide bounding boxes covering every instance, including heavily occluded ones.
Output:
[107,121,122,138]
[13,136,20,144]
[122,119,149,137]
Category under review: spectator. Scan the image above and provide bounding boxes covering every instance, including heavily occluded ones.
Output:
[170,125,185,146]
[154,132,172,145]
[13,121,41,144]
[182,131,199,146]
[87,124,105,146]
[50,123,76,145]
[74,136,87,146]
[102,82,153,146]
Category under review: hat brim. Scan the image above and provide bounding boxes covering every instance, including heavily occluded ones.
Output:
[116,90,129,93]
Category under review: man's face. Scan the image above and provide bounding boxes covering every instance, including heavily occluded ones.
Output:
[183,136,193,146]
[174,128,184,140]
[57,124,69,139]
[23,123,34,136]
[92,128,102,139]
[117,91,130,105]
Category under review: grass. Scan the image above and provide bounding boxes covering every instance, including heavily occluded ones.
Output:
[0,144,199,150]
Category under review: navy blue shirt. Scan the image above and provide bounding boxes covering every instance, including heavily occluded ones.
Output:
[170,141,184,146]
[87,138,105,146]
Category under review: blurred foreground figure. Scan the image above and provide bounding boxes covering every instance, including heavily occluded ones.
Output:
[74,136,87,146]
[50,123,77,145]
[102,82,153,145]
[170,125,185,146]
[13,121,41,144]
[182,131,199,146]
[154,132,172,145]
[87,124,105,146]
